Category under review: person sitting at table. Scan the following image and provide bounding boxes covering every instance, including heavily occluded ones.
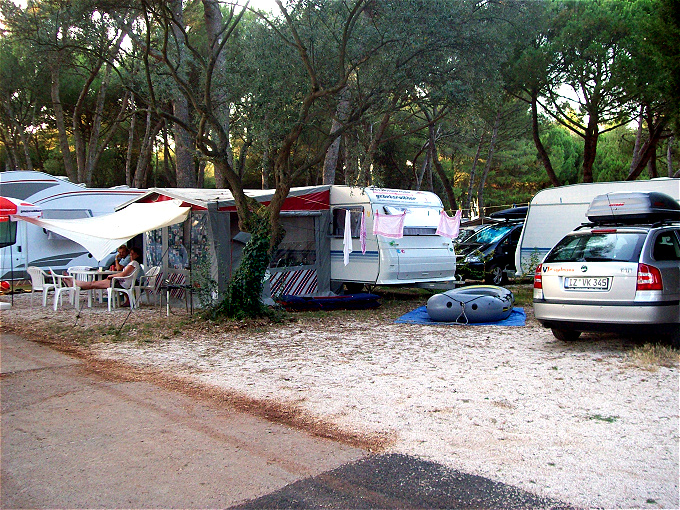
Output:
[67,247,142,306]
[110,245,130,271]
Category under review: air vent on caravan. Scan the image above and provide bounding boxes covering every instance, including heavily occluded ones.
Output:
[586,192,680,224]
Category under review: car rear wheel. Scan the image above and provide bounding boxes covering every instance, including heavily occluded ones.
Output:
[485,265,507,285]
[551,328,581,341]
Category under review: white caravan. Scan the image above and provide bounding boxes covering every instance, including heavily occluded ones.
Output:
[515,177,680,277]
[0,171,143,280]
[329,186,457,290]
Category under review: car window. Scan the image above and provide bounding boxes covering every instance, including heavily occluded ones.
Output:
[468,224,514,245]
[653,231,680,261]
[545,232,646,263]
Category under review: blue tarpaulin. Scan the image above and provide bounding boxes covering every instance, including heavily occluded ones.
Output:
[395,306,526,326]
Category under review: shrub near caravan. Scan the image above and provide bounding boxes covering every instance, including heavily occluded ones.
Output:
[329,186,457,292]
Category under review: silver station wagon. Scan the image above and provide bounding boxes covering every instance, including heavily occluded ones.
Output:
[534,191,680,345]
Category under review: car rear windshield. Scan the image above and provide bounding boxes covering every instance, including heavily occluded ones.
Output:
[467,224,515,245]
[545,232,647,263]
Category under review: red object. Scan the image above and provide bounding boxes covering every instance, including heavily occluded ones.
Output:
[0,196,43,218]
[0,281,10,291]
[636,263,663,291]
[533,264,543,289]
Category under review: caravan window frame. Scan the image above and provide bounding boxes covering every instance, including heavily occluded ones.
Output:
[331,207,364,238]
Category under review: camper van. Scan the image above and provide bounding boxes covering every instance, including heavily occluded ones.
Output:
[329,186,457,291]
[0,171,143,280]
[515,178,680,277]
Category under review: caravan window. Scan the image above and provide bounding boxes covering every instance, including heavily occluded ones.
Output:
[271,216,316,268]
[42,209,93,240]
[332,207,363,238]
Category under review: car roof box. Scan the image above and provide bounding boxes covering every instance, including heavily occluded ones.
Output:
[587,191,680,223]
[489,205,527,221]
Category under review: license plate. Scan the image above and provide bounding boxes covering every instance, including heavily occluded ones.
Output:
[565,277,610,290]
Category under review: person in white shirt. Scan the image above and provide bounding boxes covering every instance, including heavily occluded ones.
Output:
[67,247,142,306]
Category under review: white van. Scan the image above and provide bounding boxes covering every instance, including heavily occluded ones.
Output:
[0,171,143,280]
[329,186,457,291]
[515,178,680,277]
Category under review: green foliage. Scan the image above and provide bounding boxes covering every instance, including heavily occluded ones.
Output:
[208,213,272,320]
[543,124,583,184]
[193,255,218,310]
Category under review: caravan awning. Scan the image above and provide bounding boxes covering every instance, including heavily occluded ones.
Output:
[20,200,190,261]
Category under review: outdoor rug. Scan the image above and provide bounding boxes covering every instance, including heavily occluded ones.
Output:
[395,307,526,326]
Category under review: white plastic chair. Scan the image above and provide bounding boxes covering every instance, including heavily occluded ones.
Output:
[107,265,142,311]
[68,266,94,307]
[26,267,56,307]
[50,269,83,311]
[138,266,161,306]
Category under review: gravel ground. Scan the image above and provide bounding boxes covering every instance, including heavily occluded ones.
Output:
[1,290,678,509]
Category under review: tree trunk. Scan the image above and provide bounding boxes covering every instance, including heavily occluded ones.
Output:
[202,0,234,189]
[18,127,33,171]
[630,104,644,173]
[322,87,350,185]
[133,110,164,188]
[530,90,559,187]
[170,0,196,188]
[581,110,600,183]
[429,124,457,211]
[197,159,206,188]
[466,132,484,216]
[261,148,272,189]
[50,63,76,182]
[84,64,110,185]
[237,137,253,180]
[668,134,675,177]
[477,111,501,217]
[415,142,430,191]
[426,142,434,192]
[163,127,176,187]
[72,43,111,183]
[627,116,668,180]
[0,127,18,170]
[125,98,136,187]
[344,133,358,185]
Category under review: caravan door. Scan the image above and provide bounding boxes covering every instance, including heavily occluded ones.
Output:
[0,220,24,280]
[330,206,379,285]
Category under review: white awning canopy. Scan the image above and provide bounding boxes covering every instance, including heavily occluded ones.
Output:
[19,200,191,261]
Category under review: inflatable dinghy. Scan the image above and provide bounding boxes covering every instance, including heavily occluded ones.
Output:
[426,285,514,323]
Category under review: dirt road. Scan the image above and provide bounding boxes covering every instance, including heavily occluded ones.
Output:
[1,332,568,508]
[0,333,364,508]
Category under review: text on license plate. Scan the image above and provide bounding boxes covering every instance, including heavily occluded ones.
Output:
[565,277,610,290]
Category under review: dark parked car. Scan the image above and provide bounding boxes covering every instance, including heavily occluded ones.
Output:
[456,221,524,285]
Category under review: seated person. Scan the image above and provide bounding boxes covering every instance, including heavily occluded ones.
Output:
[68,247,142,306]
[110,245,131,271]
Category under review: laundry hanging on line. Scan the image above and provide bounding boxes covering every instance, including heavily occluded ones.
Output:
[436,209,462,239]
[373,211,406,239]
[343,209,353,265]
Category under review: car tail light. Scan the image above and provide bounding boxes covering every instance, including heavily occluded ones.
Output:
[534,264,542,289]
[637,263,663,291]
